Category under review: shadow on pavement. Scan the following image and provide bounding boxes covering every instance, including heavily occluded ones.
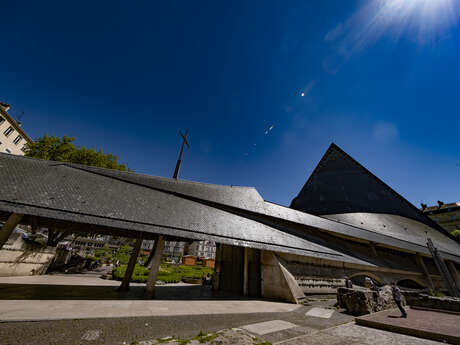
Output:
[0,283,252,301]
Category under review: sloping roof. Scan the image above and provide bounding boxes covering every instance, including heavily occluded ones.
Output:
[1,152,459,264]
[290,143,452,237]
[0,153,368,264]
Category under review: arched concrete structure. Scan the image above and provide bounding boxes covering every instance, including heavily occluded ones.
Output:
[348,272,385,285]
[397,278,427,289]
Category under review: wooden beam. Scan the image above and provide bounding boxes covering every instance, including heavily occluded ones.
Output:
[144,234,159,267]
[0,213,23,249]
[243,247,249,296]
[212,243,222,291]
[145,235,165,298]
[118,238,143,292]
[446,261,460,291]
[416,253,435,291]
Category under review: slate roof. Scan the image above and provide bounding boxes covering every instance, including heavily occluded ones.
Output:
[290,143,456,240]
[1,152,460,265]
[0,153,370,264]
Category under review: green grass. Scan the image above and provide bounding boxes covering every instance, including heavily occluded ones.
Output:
[112,263,214,284]
[157,263,213,283]
[192,330,219,343]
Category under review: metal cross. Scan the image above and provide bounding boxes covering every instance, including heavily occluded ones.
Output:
[173,130,190,179]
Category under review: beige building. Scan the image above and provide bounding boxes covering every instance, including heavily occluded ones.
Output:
[423,202,460,233]
[0,101,33,155]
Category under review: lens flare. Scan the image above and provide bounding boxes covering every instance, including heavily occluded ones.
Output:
[329,0,459,53]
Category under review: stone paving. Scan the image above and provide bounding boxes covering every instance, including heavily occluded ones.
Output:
[0,274,450,345]
[356,307,460,344]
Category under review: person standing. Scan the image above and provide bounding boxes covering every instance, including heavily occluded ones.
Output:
[391,281,407,318]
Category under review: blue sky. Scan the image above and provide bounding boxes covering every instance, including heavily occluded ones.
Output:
[1,0,459,207]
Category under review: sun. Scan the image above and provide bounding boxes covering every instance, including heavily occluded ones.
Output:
[345,0,459,49]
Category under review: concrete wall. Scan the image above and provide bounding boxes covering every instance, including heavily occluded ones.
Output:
[260,251,305,303]
[0,232,56,276]
[277,252,444,293]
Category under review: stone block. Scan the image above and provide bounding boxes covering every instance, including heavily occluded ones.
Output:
[404,292,460,313]
[337,285,403,316]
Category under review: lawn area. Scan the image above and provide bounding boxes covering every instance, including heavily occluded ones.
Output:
[112,263,214,283]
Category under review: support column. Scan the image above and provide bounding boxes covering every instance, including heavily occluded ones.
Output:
[212,243,222,291]
[446,261,460,291]
[243,247,249,296]
[416,254,435,291]
[144,234,159,267]
[0,213,23,250]
[145,235,165,298]
[118,238,143,292]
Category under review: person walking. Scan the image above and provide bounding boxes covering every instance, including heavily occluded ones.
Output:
[391,281,407,318]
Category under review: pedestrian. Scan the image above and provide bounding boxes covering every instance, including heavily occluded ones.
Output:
[364,276,375,289]
[345,278,353,288]
[391,281,407,318]
[205,273,211,286]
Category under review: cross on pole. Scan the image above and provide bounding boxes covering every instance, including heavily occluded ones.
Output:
[173,130,190,179]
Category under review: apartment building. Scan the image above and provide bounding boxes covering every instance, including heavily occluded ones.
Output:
[0,102,33,155]
[423,201,460,233]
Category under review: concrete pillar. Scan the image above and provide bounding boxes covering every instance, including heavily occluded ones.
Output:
[212,243,222,291]
[118,238,143,292]
[0,213,23,250]
[243,247,249,296]
[144,234,159,267]
[446,261,460,290]
[145,235,165,298]
[416,254,435,291]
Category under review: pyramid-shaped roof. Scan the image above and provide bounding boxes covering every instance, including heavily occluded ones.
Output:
[290,143,446,232]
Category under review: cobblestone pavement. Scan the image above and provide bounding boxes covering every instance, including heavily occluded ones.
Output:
[0,300,446,345]
[0,275,448,345]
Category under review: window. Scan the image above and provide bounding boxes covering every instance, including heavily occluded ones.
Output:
[0,116,4,125]
[5,148,11,154]
[3,126,14,137]
[21,145,27,152]
[13,135,22,145]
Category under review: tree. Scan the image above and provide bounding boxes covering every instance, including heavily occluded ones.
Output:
[25,134,127,171]
[25,135,129,246]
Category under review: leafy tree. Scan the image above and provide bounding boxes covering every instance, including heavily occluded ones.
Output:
[25,135,129,246]
[114,245,133,265]
[94,245,113,262]
[25,134,127,171]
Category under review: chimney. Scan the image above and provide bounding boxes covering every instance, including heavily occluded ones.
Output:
[0,101,11,112]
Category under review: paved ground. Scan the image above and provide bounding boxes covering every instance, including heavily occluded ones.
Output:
[0,274,449,345]
[356,307,460,344]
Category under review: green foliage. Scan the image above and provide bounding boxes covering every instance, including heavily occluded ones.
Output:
[94,245,113,262]
[85,255,98,261]
[112,264,150,283]
[157,263,214,283]
[428,289,445,297]
[192,331,218,343]
[451,229,460,238]
[25,134,127,171]
[114,245,133,265]
[112,263,214,284]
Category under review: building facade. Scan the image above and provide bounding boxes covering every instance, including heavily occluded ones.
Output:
[0,102,32,155]
[423,202,460,233]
